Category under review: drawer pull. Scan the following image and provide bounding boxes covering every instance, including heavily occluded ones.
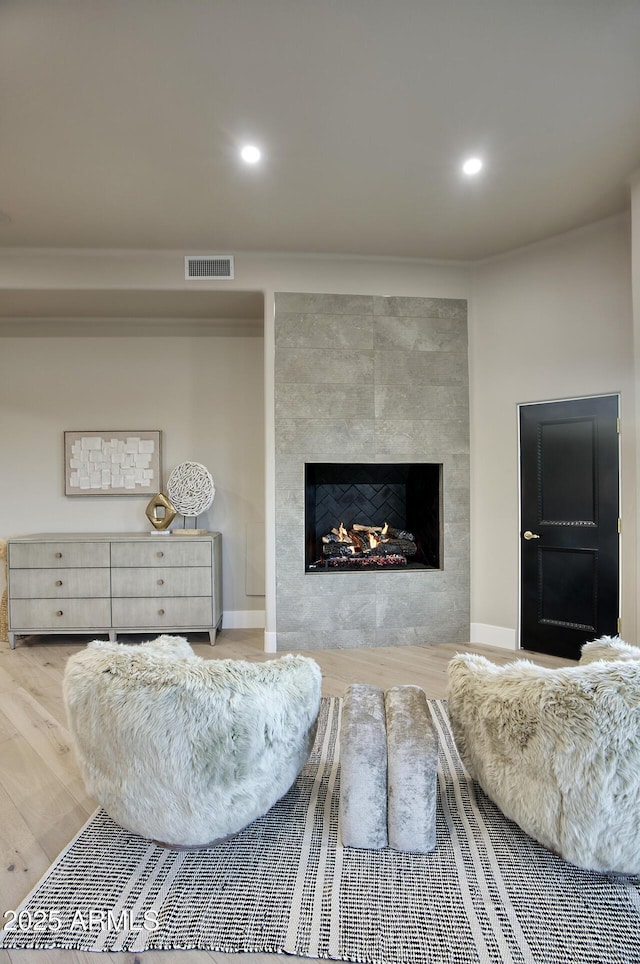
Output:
[55,580,63,587]
[157,578,165,586]
[156,551,164,559]
[158,608,165,616]
[55,610,63,617]
[54,552,63,559]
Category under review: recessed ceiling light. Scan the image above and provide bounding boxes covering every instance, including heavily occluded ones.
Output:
[240,144,262,164]
[462,157,483,176]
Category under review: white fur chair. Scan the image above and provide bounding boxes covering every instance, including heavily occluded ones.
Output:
[63,635,322,848]
[447,636,640,874]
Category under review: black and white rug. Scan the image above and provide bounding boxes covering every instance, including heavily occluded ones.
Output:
[2,697,640,962]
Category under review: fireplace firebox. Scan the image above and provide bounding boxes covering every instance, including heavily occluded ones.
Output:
[305,462,442,572]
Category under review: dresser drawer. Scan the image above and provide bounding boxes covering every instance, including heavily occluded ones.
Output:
[9,568,111,599]
[111,541,211,568]
[111,567,212,598]
[10,598,111,631]
[112,597,213,628]
[9,541,110,570]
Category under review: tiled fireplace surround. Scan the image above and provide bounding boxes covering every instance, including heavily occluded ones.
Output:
[274,292,470,650]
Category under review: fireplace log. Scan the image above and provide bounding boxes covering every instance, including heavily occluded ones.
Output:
[387,527,415,542]
[331,527,353,542]
[323,544,356,558]
[377,539,417,558]
[323,538,417,559]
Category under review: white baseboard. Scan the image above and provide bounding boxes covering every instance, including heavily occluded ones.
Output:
[222,610,266,630]
[263,631,278,653]
[470,622,518,650]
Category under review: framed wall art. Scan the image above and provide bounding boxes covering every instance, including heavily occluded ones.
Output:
[64,430,162,496]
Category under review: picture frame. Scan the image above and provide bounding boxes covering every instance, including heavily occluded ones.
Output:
[64,430,162,497]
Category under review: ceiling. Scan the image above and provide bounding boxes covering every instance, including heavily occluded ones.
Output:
[1,0,640,262]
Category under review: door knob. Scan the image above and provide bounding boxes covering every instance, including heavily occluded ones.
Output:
[523,530,540,541]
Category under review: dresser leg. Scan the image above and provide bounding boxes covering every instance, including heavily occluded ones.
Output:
[208,628,217,645]
[8,632,16,650]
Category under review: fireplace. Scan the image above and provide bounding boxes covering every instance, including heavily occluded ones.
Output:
[275,290,468,648]
[305,462,442,572]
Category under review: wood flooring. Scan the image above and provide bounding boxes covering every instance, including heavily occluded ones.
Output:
[0,630,572,964]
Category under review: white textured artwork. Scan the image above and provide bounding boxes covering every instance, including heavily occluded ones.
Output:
[64,431,162,496]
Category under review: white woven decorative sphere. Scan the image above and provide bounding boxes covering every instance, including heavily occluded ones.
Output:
[166,462,215,517]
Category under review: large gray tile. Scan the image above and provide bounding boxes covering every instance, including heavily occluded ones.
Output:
[274,455,305,488]
[275,523,305,560]
[276,348,374,384]
[374,315,467,352]
[374,419,469,458]
[275,486,305,525]
[443,522,470,555]
[276,313,374,349]
[277,629,381,651]
[375,350,468,387]
[375,567,469,594]
[375,589,470,629]
[375,615,470,647]
[374,626,425,648]
[375,384,469,420]
[442,453,471,487]
[275,292,373,315]
[276,592,377,632]
[276,564,376,595]
[373,296,467,320]
[276,418,375,456]
[441,551,470,573]
[276,382,374,419]
[444,485,471,521]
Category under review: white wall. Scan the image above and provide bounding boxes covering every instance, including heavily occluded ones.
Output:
[0,330,265,621]
[469,214,636,645]
[0,239,635,650]
[631,172,640,640]
[0,249,472,647]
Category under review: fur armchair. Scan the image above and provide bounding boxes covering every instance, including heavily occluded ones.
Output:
[63,635,322,848]
[447,636,640,874]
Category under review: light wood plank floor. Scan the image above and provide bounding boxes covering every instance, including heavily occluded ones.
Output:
[0,630,573,964]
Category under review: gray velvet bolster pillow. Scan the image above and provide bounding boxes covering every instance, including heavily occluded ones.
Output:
[339,683,388,849]
[385,685,438,853]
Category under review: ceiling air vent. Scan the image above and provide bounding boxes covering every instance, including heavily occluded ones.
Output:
[185,255,235,280]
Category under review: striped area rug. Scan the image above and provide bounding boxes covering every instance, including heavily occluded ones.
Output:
[2,697,640,962]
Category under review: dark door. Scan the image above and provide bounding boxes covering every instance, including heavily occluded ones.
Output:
[519,395,619,660]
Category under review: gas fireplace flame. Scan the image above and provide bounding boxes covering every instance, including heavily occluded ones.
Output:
[335,522,351,543]
[330,521,391,551]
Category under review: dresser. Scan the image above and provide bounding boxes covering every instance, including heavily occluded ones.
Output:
[7,532,222,649]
